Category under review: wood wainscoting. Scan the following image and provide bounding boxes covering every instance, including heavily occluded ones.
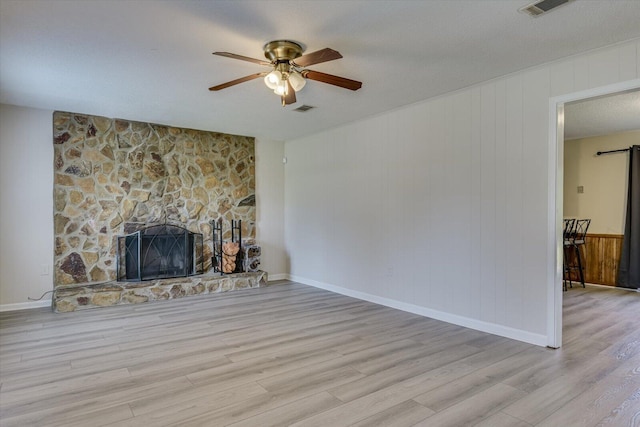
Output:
[567,233,624,286]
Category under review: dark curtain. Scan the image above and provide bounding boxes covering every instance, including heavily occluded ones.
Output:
[618,145,640,289]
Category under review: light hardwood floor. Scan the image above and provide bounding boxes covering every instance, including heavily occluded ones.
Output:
[1,281,638,426]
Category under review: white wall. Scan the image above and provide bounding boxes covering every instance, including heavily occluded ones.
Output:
[564,130,639,235]
[255,138,287,279]
[0,104,288,309]
[284,39,640,346]
[0,104,54,309]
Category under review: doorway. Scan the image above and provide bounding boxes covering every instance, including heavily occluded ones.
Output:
[564,92,639,287]
[548,80,640,348]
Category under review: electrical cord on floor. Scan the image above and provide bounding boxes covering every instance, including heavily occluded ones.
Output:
[27,290,54,301]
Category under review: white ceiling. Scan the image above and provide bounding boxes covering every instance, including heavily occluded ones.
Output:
[1,0,640,141]
[564,90,640,140]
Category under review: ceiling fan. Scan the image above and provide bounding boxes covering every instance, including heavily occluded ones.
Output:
[209,40,362,106]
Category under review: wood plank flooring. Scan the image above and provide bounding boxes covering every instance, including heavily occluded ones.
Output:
[1,281,638,426]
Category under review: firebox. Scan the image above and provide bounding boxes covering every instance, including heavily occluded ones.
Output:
[116,224,204,281]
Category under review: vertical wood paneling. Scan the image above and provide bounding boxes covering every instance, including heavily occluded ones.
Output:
[411,103,432,305]
[565,235,623,286]
[572,55,590,93]
[424,101,437,306]
[371,123,385,286]
[480,83,497,323]
[325,126,346,287]
[586,41,639,88]
[494,80,507,325]
[577,234,624,286]
[450,91,473,316]
[469,87,483,321]
[387,110,410,299]
[587,47,623,89]
[284,40,639,345]
[429,98,448,311]
[549,60,575,97]
[504,75,525,330]
[521,67,551,334]
[442,97,456,311]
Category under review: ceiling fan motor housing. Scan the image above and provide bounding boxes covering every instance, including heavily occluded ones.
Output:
[263,40,304,62]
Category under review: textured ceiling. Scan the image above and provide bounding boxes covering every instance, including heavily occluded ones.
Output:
[1,0,640,141]
[564,90,640,140]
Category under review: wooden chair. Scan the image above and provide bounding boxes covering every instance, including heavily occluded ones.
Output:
[563,218,575,291]
[565,219,591,289]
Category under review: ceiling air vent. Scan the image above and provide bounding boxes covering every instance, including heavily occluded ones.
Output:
[519,0,573,17]
[293,105,315,112]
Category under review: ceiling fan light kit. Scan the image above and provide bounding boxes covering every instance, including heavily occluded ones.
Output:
[209,39,362,107]
[288,71,306,92]
[263,70,282,90]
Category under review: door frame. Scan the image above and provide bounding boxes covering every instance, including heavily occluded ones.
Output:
[546,78,640,348]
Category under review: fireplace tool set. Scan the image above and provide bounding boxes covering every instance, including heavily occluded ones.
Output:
[211,219,243,274]
[211,218,262,275]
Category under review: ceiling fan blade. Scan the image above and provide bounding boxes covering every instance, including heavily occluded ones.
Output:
[213,52,272,66]
[208,73,266,91]
[303,70,362,91]
[283,81,297,105]
[294,48,342,67]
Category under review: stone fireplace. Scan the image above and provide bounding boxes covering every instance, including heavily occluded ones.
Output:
[51,112,265,312]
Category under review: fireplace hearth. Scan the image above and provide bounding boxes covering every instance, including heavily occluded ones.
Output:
[116,224,204,281]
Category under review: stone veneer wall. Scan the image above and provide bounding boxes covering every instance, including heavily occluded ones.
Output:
[52,111,256,289]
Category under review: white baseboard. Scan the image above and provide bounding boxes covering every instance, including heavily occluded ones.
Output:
[0,299,52,312]
[267,273,288,281]
[289,275,547,347]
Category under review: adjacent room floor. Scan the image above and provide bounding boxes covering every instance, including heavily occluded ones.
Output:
[0,281,638,426]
